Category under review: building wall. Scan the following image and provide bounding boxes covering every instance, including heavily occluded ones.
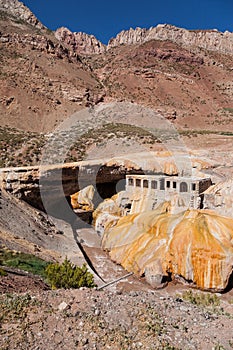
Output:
[124,174,212,214]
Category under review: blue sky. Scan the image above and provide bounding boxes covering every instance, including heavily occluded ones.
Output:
[23,0,233,44]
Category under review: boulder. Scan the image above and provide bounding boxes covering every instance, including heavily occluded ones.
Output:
[70,185,95,211]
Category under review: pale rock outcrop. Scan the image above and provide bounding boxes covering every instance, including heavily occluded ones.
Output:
[56,24,233,56]
[55,27,106,55]
[101,201,233,291]
[203,179,233,218]
[70,185,95,211]
[93,193,125,235]
[0,0,46,29]
[108,24,233,55]
[108,27,148,47]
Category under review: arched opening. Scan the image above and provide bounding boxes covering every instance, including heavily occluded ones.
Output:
[180,182,188,192]
[151,180,157,189]
[143,179,149,188]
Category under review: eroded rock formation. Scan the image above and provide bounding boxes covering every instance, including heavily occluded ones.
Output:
[0,0,46,29]
[55,27,106,55]
[108,24,233,55]
[0,32,81,62]
[55,23,233,57]
[71,185,95,211]
[203,179,233,218]
[99,200,233,291]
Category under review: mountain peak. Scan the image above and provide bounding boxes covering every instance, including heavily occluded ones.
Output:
[0,0,46,29]
[55,27,106,55]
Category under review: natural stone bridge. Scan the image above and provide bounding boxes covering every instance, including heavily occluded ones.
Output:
[0,157,146,215]
[0,151,206,218]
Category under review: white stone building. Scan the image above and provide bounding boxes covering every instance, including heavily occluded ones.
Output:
[121,174,212,214]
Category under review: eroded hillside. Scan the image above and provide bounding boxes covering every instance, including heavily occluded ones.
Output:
[0,1,233,135]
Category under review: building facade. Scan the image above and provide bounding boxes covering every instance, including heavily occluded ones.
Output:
[122,174,212,214]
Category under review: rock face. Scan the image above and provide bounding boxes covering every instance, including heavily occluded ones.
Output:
[70,185,95,210]
[55,24,233,56]
[0,0,46,29]
[203,179,233,218]
[93,193,126,236]
[0,160,128,211]
[108,24,233,55]
[100,201,233,291]
[0,31,80,62]
[55,27,106,55]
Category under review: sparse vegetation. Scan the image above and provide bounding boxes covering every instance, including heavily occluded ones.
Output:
[0,126,45,167]
[223,107,233,114]
[0,122,160,167]
[179,128,233,137]
[0,293,41,322]
[0,267,7,276]
[0,247,49,277]
[45,257,96,289]
[214,344,227,350]
[180,290,220,307]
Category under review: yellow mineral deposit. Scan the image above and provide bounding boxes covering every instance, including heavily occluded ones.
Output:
[70,185,95,211]
[98,198,233,291]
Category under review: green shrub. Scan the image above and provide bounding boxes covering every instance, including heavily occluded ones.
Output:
[181,290,220,307]
[45,257,96,289]
[0,267,7,276]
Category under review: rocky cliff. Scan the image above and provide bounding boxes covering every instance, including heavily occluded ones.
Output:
[108,24,233,55]
[0,31,80,62]
[55,24,233,56]
[0,0,46,29]
[55,27,106,55]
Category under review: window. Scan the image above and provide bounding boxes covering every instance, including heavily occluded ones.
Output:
[136,179,141,187]
[180,182,188,192]
[143,179,149,188]
[128,178,134,186]
[192,183,196,191]
[166,181,170,188]
[151,180,157,189]
[173,182,177,189]
[160,178,165,190]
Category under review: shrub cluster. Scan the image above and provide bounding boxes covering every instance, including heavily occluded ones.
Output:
[181,290,220,307]
[45,257,96,289]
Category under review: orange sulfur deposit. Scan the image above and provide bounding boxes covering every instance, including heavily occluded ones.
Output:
[101,202,233,291]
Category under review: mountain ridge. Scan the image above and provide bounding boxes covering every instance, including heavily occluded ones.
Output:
[0,0,232,136]
[1,0,233,56]
[0,0,46,29]
[55,24,233,55]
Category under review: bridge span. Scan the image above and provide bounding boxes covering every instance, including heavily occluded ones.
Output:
[0,157,146,213]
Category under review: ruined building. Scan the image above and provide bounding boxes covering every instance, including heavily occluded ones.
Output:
[121,174,212,214]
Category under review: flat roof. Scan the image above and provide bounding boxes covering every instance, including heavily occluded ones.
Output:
[126,174,211,181]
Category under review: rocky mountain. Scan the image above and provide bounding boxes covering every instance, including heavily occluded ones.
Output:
[55,27,106,55]
[56,24,233,56]
[0,1,104,132]
[0,0,45,29]
[0,0,232,136]
[108,24,233,55]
